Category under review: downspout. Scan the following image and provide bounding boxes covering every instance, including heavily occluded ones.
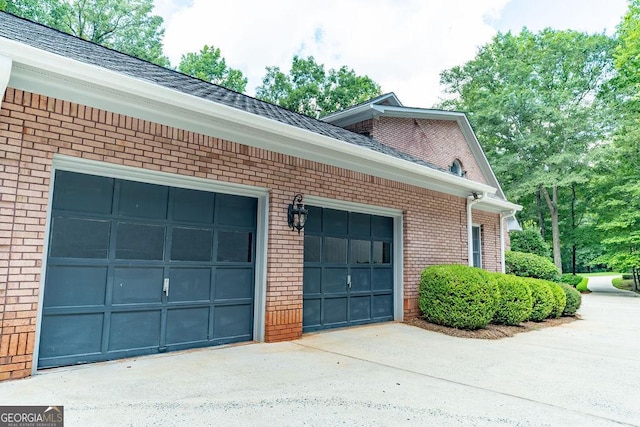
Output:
[467,192,486,266]
[0,55,12,111]
[500,210,517,273]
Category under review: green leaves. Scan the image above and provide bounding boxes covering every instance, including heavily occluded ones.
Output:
[5,0,169,66]
[178,45,247,93]
[256,56,381,116]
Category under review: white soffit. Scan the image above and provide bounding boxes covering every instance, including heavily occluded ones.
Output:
[0,54,12,110]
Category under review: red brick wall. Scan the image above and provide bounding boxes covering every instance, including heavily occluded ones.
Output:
[370,117,487,184]
[0,88,502,379]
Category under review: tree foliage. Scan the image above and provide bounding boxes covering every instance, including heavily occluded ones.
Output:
[590,0,640,277]
[509,221,551,258]
[178,45,247,93]
[440,29,615,273]
[256,55,381,116]
[3,0,169,66]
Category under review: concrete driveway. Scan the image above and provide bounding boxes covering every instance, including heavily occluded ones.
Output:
[1,277,638,426]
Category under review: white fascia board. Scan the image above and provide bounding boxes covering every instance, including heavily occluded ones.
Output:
[0,37,495,198]
[322,93,402,124]
[474,197,522,214]
[0,54,11,110]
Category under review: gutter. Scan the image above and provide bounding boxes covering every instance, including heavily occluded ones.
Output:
[467,192,487,266]
[500,210,518,273]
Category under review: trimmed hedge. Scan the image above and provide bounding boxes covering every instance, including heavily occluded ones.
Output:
[547,282,567,318]
[419,265,499,330]
[505,251,561,282]
[524,278,555,321]
[576,277,589,292]
[491,273,533,325]
[558,282,582,316]
[560,273,585,287]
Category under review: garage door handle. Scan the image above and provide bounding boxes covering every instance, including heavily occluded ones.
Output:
[347,274,351,289]
[163,278,170,296]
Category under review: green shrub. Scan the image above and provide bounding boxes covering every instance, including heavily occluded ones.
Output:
[509,224,551,258]
[524,278,555,321]
[560,273,585,287]
[547,282,567,318]
[576,277,589,292]
[622,273,633,280]
[558,282,582,316]
[419,265,499,330]
[490,273,533,325]
[505,251,561,282]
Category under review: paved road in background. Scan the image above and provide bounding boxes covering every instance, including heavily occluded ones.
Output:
[587,274,639,296]
[0,277,638,426]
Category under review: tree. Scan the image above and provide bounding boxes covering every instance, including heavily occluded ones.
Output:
[439,29,615,273]
[2,0,169,67]
[177,45,247,93]
[590,0,640,288]
[256,56,381,116]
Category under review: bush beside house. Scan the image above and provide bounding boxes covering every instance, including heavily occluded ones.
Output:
[419,265,499,330]
[418,264,579,331]
[505,251,561,282]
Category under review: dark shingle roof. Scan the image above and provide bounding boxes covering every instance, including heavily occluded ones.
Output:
[0,12,445,173]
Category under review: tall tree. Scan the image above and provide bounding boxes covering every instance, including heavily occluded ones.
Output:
[591,0,640,286]
[256,56,381,117]
[178,45,247,93]
[439,29,615,273]
[2,0,169,67]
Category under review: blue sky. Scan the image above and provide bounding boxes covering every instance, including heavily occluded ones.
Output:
[154,0,628,108]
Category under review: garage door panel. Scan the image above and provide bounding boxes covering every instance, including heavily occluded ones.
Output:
[213,305,253,339]
[40,313,103,358]
[324,237,347,263]
[44,266,107,307]
[373,294,393,319]
[350,296,371,321]
[118,180,168,219]
[303,268,321,294]
[372,269,393,291]
[372,216,394,238]
[50,217,110,259]
[349,213,371,237]
[303,299,321,327]
[323,268,348,294]
[172,188,215,224]
[166,307,210,345]
[113,268,163,305]
[169,268,211,302]
[215,268,253,300]
[52,171,114,214]
[350,268,371,292]
[109,310,161,351]
[216,194,257,227]
[323,298,348,325]
[323,209,348,234]
[115,222,165,260]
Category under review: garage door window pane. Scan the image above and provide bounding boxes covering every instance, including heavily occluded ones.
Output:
[304,236,321,262]
[171,227,213,261]
[350,240,370,264]
[116,223,165,260]
[324,237,347,264]
[373,241,391,264]
[50,217,110,258]
[217,231,252,262]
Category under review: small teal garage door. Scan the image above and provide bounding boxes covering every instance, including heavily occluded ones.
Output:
[39,171,256,368]
[303,207,394,332]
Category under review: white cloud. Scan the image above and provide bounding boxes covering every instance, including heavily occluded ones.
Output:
[158,0,625,108]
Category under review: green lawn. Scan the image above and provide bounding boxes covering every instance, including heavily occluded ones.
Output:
[612,278,638,292]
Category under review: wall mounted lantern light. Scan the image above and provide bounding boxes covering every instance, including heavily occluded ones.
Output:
[287,193,308,234]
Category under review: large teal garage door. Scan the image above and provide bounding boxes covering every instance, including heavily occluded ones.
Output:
[303,207,394,332]
[39,170,256,368]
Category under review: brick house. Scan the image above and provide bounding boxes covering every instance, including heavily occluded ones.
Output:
[0,12,520,380]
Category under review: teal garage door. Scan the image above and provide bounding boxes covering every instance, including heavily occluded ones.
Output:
[303,207,394,332]
[39,170,256,368]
